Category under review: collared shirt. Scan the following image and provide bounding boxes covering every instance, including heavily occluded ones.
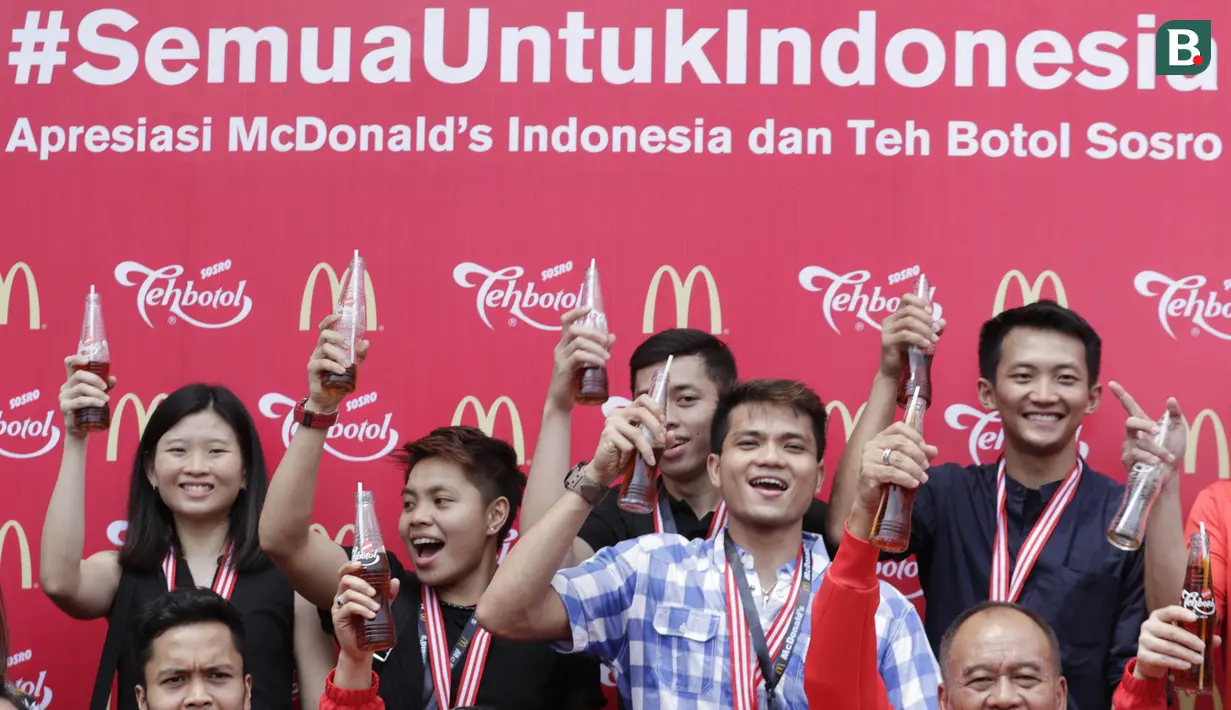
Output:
[895,461,1146,710]
[551,529,939,710]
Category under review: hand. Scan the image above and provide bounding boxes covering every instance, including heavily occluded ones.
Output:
[588,394,670,485]
[854,423,938,520]
[60,354,117,439]
[547,307,615,412]
[1132,605,1219,680]
[307,314,371,413]
[1108,381,1187,490]
[331,561,401,663]
[878,294,946,380]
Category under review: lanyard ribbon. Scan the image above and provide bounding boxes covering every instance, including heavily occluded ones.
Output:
[161,540,238,600]
[990,458,1083,603]
[418,586,492,710]
[654,487,728,539]
[723,536,811,710]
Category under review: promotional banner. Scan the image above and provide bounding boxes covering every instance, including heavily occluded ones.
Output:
[1,0,1227,707]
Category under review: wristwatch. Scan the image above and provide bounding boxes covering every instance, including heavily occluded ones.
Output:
[294,397,338,430]
[564,462,607,507]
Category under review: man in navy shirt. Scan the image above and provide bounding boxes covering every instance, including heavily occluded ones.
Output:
[828,297,1172,710]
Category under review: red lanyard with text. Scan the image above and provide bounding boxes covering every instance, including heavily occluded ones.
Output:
[723,537,811,710]
[418,585,492,710]
[161,540,238,600]
[990,458,1083,603]
[654,486,728,539]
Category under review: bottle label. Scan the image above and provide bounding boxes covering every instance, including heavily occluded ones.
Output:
[353,540,381,566]
[1182,588,1217,618]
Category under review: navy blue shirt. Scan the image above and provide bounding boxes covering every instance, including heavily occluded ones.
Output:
[893,461,1145,710]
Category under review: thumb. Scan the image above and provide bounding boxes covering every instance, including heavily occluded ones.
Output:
[106,375,117,392]
[389,577,401,601]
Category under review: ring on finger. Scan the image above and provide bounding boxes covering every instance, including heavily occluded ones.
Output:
[881,447,894,465]
[336,596,345,608]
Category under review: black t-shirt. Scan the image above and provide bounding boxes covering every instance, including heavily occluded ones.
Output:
[323,546,607,710]
[109,557,296,710]
[578,489,834,555]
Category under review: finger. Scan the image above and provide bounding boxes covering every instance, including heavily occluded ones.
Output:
[1152,605,1198,625]
[69,369,109,391]
[632,395,666,424]
[64,395,108,411]
[1125,416,1159,435]
[933,318,947,336]
[339,573,376,598]
[1135,439,1177,464]
[1127,450,1165,468]
[611,417,658,465]
[607,332,617,349]
[883,438,931,470]
[899,293,930,311]
[1108,381,1148,419]
[1140,634,1205,666]
[342,599,378,620]
[318,329,347,347]
[338,561,362,579]
[1216,635,1223,648]
[106,375,117,392]
[879,422,926,447]
[321,343,350,363]
[1167,397,1185,423]
[1144,618,1206,650]
[68,381,110,401]
[559,307,591,333]
[869,462,927,489]
[1138,647,1197,672]
[63,354,86,377]
[389,577,401,601]
[569,335,613,362]
[354,339,371,366]
[318,314,341,331]
[311,357,348,376]
[566,350,609,369]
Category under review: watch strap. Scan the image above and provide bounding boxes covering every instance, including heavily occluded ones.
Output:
[295,397,338,429]
[565,462,607,506]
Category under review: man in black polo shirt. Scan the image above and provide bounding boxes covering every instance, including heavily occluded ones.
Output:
[520,316,833,570]
[259,316,605,710]
[828,297,1173,710]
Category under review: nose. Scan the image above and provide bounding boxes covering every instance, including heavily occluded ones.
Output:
[183,450,210,474]
[755,443,786,466]
[1029,380,1060,405]
[984,677,1024,709]
[183,678,214,708]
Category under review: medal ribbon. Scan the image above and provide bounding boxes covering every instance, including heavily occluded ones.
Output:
[990,458,1083,603]
[723,536,811,710]
[654,486,728,539]
[419,585,492,710]
[161,540,238,600]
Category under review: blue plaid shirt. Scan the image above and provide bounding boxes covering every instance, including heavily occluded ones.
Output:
[550,529,940,710]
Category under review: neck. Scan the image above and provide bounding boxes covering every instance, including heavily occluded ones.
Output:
[724,517,803,588]
[436,547,499,607]
[172,515,230,559]
[1004,440,1079,489]
[662,474,723,519]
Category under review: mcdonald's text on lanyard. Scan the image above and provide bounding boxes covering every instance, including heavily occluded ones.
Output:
[419,585,492,710]
[990,458,1083,603]
[162,540,238,600]
[654,487,728,538]
[722,537,811,710]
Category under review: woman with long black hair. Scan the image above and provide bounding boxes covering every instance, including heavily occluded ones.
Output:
[0,586,36,710]
[39,356,336,710]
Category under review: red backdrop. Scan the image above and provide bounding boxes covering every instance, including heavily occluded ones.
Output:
[1,0,1228,707]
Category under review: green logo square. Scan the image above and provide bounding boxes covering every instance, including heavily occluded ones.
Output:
[1156,20,1212,75]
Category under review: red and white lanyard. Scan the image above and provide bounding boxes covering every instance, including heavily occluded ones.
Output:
[653,487,728,539]
[421,585,492,709]
[723,541,810,710]
[162,540,238,600]
[990,458,1083,603]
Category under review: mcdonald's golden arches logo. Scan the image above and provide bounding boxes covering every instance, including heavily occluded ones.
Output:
[310,523,355,545]
[300,262,379,331]
[452,396,526,465]
[107,392,169,462]
[0,262,40,329]
[826,400,867,443]
[992,270,1068,316]
[643,265,723,334]
[1187,409,1230,481]
[1,520,33,590]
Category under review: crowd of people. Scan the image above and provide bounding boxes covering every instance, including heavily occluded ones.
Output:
[2,293,1225,710]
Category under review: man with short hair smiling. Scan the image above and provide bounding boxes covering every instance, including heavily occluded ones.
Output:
[132,588,251,710]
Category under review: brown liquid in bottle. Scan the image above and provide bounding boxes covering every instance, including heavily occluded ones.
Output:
[617,447,664,514]
[574,367,609,405]
[73,361,112,431]
[355,550,396,652]
[1174,531,1217,694]
[322,365,358,394]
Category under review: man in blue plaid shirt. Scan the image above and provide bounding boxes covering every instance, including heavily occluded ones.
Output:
[477,379,940,709]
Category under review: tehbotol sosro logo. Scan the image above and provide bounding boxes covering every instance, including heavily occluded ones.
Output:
[1156,20,1212,75]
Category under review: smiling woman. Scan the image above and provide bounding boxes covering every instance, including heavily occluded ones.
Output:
[38,370,336,710]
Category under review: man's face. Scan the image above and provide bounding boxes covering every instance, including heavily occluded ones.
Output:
[706,402,821,528]
[939,609,1067,710]
[401,457,507,589]
[978,327,1100,458]
[633,355,721,483]
[136,621,251,710]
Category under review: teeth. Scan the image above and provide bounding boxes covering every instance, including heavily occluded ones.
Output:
[181,484,212,491]
[1026,414,1062,422]
[750,477,787,490]
[412,538,442,546]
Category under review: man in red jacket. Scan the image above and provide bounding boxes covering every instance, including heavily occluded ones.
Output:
[804,428,1217,710]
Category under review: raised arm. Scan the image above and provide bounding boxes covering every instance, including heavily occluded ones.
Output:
[1109,382,1188,611]
[477,394,663,644]
[39,355,123,620]
[259,315,365,609]
[520,307,612,567]
[826,295,943,545]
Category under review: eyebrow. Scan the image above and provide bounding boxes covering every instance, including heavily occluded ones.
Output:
[733,428,809,441]
[402,484,457,497]
[963,661,1044,677]
[158,663,236,679]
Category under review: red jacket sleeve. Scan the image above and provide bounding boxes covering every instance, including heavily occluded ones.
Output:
[803,524,892,710]
[318,669,385,710]
[1111,660,1168,710]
